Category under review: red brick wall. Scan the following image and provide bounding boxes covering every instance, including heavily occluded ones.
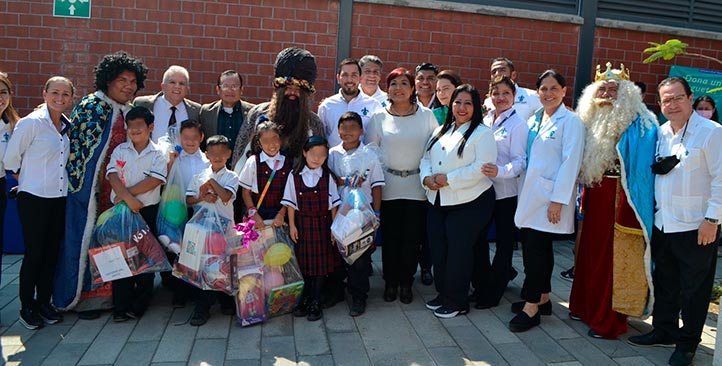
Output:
[2,0,721,116]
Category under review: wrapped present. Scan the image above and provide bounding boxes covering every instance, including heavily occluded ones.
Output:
[234,240,267,327]
[332,189,379,264]
[88,203,171,285]
[173,204,236,294]
[157,126,188,255]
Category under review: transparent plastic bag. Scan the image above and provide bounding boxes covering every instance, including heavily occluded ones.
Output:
[234,240,266,327]
[331,189,379,264]
[88,203,171,286]
[156,159,188,254]
[172,204,236,294]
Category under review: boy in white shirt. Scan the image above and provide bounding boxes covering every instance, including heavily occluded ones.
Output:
[185,135,239,326]
[106,106,167,322]
[328,112,384,316]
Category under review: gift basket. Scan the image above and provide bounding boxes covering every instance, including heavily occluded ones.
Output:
[331,189,379,264]
[88,203,171,285]
[156,125,187,254]
[172,203,236,295]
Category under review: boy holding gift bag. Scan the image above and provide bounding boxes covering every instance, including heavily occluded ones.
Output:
[185,135,239,326]
[328,112,384,316]
[106,106,167,322]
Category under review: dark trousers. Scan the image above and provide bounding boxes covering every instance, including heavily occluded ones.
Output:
[347,249,372,301]
[428,189,495,310]
[381,199,427,288]
[0,178,6,286]
[112,204,159,316]
[520,228,555,303]
[196,290,235,313]
[651,226,718,352]
[17,192,65,309]
[473,196,518,304]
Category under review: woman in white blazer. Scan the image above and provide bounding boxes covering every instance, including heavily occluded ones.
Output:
[509,70,585,332]
[420,84,497,318]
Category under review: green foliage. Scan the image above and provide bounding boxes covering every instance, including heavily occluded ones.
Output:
[643,39,689,64]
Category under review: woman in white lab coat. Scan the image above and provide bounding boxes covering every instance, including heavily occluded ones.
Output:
[509,70,585,332]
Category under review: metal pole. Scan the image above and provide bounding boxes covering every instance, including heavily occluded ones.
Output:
[334,0,354,92]
[572,0,599,108]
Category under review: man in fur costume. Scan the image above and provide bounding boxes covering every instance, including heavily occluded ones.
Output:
[53,52,148,316]
[568,63,658,339]
[231,47,325,170]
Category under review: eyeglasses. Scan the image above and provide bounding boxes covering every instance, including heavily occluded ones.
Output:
[219,84,241,91]
[660,94,688,106]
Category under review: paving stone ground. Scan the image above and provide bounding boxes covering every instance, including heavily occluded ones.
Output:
[0,241,717,366]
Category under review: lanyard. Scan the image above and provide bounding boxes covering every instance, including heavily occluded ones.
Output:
[492,109,517,131]
[256,159,281,210]
[656,120,689,158]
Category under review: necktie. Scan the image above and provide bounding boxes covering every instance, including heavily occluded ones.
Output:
[169,106,177,126]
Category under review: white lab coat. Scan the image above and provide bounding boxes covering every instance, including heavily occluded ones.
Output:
[514,104,585,234]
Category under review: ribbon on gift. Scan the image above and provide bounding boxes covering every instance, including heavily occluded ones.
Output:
[236,220,259,248]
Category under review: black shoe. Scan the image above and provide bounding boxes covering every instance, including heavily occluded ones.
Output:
[125,311,139,320]
[38,303,63,324]
[172,293,187,309]
[19,308,44,330]
[113,312,130,323]
[190,308,210,326]
[626,330,676,348]
[511,300,552,315]
[588,329,604,339]
[399,287,413,304]
[349,299,366,317]
[307,301,322,322]
[421,269,433,286]
[426,296,443,311]
[434,306,468,319]
[668,348,695,366]
[569,312,582,321]
[321,290,345,309]
[77,310,101,320]
[383,286,397,302]
[474,300,499,310]
[560,267,574,281]
[509,311,541,332]
[293,296,309,317]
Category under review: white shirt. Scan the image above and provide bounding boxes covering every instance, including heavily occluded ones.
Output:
[328,142,385,205]
[484,84,542,122]
[239,151,287,193]
[420,122,496,206]
[515,105,585,234]
[106,141,167,206]
[281,167,341,211]
[3,105,70,198]
[654,111,722,233]
[483,108,529,199]
[177,149,210,187]
[186,166,239,221]
[417,94,436,109]
[365,107,438,201]
[317,90,382,147]
[361,86,388,108]
[152,95,188,143]
[0,118,13,175]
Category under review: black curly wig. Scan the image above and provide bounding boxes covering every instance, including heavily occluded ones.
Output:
[93,51,148,93]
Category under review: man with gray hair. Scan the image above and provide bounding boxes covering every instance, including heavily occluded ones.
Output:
[359,55,388,107]
[134,65,201,142]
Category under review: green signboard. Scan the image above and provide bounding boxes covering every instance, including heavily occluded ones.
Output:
[669,65,722,109]
[53,0,91,19]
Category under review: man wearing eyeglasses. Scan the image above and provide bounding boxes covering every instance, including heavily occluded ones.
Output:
[199,70,255,157]
[359,55,388,108]
[627,77,722,366]
[483,57,542,122]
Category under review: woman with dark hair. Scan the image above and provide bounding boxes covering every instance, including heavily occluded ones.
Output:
[474,76,529,309]
[693,95,718,122]
[0,73,20,273]
[366,67,438,304]
[54,51,148,315]
[432,70,463,125]
[421,84,497,318]
[510,70,584,332]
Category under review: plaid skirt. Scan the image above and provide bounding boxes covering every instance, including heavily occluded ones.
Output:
[295,213,341,276]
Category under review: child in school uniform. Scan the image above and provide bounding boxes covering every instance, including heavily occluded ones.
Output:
[164,119,209,308]
[239,121,292,228]
[282,136,342,321]
[328,111,384,317]
[185,135,239,326]
[106,106,167,322]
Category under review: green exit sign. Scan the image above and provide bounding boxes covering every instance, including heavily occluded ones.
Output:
[54,0,91,19]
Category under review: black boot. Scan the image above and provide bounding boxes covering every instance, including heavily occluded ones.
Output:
[293,279,311,317]
[307,276,324,321]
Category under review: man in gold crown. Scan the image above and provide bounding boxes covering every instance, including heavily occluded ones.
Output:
[568,63,658,339]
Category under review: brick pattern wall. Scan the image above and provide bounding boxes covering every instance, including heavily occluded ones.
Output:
[2,0,721,116]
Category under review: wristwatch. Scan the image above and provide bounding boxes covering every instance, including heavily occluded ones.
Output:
[247,207,257,217]
[705,217,719,224]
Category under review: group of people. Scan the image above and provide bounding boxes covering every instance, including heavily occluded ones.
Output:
[1,46,720,366]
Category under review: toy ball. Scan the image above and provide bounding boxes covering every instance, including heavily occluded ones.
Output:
[162,200,187,226]
[168,242,181,255]
[263,269,285,295]
[263,243,292,267]
[164,185,183,200]
[206,232,228,255]
[158,235,171,246]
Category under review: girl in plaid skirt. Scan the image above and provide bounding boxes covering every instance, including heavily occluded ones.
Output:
[281,136,341,321]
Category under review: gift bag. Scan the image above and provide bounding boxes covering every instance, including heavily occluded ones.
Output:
[173,204,236,294]
[234,241,267,327]
[157,126,187,254]
[88,203,171,285]
[332,189,379,264]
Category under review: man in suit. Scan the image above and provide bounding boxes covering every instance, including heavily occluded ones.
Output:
[199,70,255,157]
[134,65,200,143]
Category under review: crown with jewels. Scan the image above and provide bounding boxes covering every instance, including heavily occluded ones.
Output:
[595,62,630,82]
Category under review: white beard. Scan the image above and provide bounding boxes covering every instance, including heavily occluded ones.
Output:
[579,102,633,186]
